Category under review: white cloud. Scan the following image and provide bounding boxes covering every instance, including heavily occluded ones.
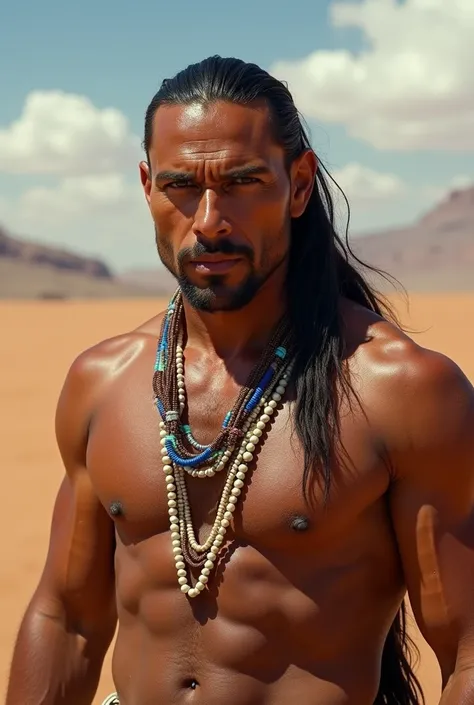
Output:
[0,173,157,270]
[270,0,474,151]
[419,173,474,205]
[331,162,406,205]
[0,91,142,175]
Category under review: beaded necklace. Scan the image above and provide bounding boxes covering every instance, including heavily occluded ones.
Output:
[153,290,293,598]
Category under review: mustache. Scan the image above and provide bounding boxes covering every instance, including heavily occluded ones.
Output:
[178,240,254,263]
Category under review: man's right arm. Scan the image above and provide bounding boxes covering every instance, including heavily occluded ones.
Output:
[6,349,118,705]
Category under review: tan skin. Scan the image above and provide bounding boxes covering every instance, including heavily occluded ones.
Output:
[6,100,474,705]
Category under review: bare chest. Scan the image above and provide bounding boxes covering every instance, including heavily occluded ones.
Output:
[85,352,390,557]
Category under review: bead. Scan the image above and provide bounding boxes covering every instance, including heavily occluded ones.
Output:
[210,546,219,554]
[162,455,171,464]
[268,400,277,409]
[221,519,230,528]
[231,488,241,497]
[176,561,185,570]
[172,539,180,548]
[236,472,245,481]
[272,392,281,402]
[181,584,190,593]
[205,469,216,477]
[199,574,209,584]
[160,430,167,437]
[195,582,205,591]
[245,442,255,452]
[177,569,187,577]
[172,547,182,555]
[167,483,176,491]
[234,479,244,489]
[178,577,188,585]
[263,406,274,415]
[224,511,233,520]
[260,414,270,424]
[253,428,262,437]
[276,385,285,395]
[163,465,173,475]
[256,421,265,430]
[198,470,206,478]
[204,560,214,570]
[171,532,180,540]
[238,464,248,473]
[242,451,253,462]
[174,553,183,562]
[249,435,259,445]
[188,588,198,598]
[170,523,179,532]
[228,496,238,504]
[218,526,226,535]
[168,500,177,508]
[207,552,216,561]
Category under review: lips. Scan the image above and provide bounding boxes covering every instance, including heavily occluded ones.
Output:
[190,257,242,274]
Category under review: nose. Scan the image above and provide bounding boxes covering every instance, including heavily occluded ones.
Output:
[191,188,231,240]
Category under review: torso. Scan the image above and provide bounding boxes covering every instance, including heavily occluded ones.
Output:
[85,302,411,705]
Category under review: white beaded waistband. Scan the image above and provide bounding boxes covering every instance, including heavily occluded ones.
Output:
[101,695,119,705]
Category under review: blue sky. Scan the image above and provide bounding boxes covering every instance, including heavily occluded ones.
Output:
[0,0,472,271]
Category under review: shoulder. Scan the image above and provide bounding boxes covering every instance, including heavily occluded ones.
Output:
[343,299,474,472]
[66,311,165,385]
[56,311,165,426]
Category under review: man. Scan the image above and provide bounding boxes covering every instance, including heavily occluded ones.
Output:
[6,56,474,705]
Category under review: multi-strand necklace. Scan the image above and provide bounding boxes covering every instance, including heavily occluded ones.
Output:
[153,290,293,598]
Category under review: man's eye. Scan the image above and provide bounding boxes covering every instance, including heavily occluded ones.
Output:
[167,181,194,189]
[233,177,259,185]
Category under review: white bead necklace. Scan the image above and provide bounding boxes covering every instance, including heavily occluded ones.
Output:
[161,358,293,598]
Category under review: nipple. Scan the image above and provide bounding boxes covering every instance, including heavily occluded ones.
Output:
[291,515,310,532]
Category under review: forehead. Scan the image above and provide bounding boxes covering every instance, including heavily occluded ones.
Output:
[148,101,283,168]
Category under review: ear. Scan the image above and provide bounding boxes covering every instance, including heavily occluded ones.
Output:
[289,149,318,219]
[139,160,152,205]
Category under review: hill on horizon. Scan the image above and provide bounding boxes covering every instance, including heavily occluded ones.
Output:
[352,186,474,292]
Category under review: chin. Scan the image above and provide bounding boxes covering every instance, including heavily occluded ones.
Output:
[179,278,260,313]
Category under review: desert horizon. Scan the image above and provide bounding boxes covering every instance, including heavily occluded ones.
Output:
[2,292,473,704]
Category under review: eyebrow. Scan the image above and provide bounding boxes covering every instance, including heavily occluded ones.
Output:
[154,164,271,185]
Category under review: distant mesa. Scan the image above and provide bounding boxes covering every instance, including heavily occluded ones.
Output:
[0,226,111,278]
[0,225,169,299]
[1,185,473,298]
[351,185,474,292]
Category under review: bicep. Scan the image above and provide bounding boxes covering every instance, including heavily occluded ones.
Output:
[390,473,474,680]
[35,354,116,639]
[389,356,474,679]
[38,471,116,637]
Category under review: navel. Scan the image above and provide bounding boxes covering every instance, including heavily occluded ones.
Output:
[109,501,124,518]
[290,515,310,532]
[182,678,199,690]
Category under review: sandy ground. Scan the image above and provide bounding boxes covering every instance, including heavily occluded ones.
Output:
[1,293,473,704]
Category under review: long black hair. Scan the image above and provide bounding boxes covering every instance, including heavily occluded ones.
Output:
[143,55,424,705]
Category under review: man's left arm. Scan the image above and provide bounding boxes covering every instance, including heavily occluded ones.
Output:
[388,349,474,703]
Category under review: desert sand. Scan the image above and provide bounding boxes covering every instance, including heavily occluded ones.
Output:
[1,293,473,704]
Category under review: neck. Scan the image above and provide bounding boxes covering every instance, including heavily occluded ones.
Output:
[181,268,287,360]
